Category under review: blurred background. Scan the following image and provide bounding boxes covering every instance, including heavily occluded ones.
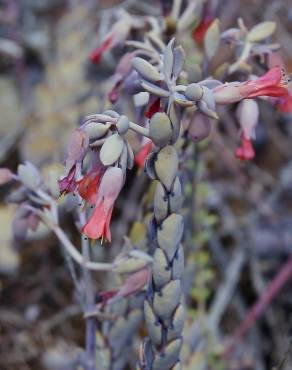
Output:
[0,0,292,369]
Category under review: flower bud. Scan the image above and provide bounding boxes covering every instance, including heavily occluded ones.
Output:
[236,99,259,139]
[132,57,162,82]
[188,112,212,143]
[84,122,110,140]
[116,115,129,135]
[185,83,203,101]
[100,134,124,166]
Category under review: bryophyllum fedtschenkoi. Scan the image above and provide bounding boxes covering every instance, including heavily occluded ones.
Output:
[82,167,124,242]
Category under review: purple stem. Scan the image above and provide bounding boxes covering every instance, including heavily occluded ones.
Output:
[225,255,292,356]
[80,211,97,370]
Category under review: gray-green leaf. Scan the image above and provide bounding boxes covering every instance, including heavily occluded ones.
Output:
[204,19,220,60]
[132,57,162,82]
[247,21,276,43]
[100,133,124,166]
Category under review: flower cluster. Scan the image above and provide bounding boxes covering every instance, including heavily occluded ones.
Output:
[58,112,137,242]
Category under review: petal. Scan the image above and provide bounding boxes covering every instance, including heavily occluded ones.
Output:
[145,98,161,118]
[98,167,124,205]
[78,171,102,205]
[67,129,89,162]
[59,165,76,194]
[235,135,255,161]
[82,202,107,240]
[213,82,246,104]
[237,99,259,139]
[135,141,153,169]
[105,206,114,242]
[90,36,113,64]
[252,67,282,88]
[247,86,288,98]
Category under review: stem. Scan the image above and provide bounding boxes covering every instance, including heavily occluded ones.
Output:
[225,255,292,356]
[80,211,97,370]
[129,121,150,138]
[139,101,184,370]
[53,225,112,271]
[171,0,182,20]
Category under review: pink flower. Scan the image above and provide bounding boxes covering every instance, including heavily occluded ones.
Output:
[59,129,89,195]
[213,67,289,104]
[235,100,258,161]
[77,151,105,205]
[58,164,77,194]
[245,67,289,98]
[235,134,255,161]
[77,170,102,205]
[82,167,124,242]
[135,140,153,169]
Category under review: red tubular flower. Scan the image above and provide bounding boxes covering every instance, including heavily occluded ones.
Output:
[192,15,214,44]
[244,67,289,98]
[213,67,289,104]
[145,98,161,119]
[90,36,113,64]
[77,170,103,205]
[77,150,104,204]
[82,167,124,242]
[235,134,255,161]
[135,140,153,169]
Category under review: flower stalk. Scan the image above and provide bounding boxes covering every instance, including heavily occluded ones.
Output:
[138,111,185,369]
